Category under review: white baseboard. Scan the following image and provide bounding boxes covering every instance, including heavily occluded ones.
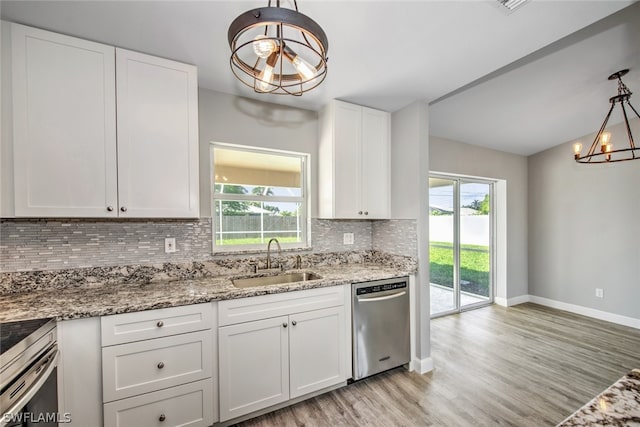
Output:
[529,295,640,330]
[494,295,530,307]
[410,357,434,375]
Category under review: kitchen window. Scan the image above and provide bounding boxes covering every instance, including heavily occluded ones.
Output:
[211,143,309,251]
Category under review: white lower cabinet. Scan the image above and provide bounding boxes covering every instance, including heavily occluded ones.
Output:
[57,317,103,427]
[218,316,290,421]
[289,306,346,399]
[101,303,216,427]
[218,287,349,423]
[104,379,213,427]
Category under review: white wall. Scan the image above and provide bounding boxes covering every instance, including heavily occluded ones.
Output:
[528,118,640,320]
[429,136,528,300]
[198,89,319,218]
[391,101,431,371]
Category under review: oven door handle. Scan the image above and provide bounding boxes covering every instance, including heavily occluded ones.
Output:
[0,347,59,427]
[356,290,407,302]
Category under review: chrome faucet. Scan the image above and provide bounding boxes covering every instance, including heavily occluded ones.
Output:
[266,238,282,270]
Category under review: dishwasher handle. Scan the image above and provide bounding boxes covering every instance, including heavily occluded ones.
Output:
[356,290,406,303]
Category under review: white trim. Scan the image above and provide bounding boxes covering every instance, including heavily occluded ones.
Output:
[410,357,434,375]
[529,295,640,330]
[495,294,530,307]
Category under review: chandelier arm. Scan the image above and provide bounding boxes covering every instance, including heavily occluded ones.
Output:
[587,102,615,157]
[626,101,640,121]
[620,103,635,150]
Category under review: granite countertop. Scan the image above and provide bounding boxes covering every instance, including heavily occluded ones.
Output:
[0,263,413,322]
[557,369,640,426]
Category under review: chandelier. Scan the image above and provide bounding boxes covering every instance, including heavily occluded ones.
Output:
[228,0,328,96]
[573,69,640,163]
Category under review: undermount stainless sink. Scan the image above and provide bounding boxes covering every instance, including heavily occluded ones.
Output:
[232,272,322,288]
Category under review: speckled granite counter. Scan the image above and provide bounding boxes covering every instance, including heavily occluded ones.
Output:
[557,369,640,426]
[0,251,416,322]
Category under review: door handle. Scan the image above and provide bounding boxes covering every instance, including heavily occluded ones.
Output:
[356,291,406,303]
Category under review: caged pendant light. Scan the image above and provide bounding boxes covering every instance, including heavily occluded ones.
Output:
[573,69,640,163]
[228,0,329,96]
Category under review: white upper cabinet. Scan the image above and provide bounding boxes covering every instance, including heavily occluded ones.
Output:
[11,23,118,217]
[6,23,199,218]
[116,48,199,218]
[318,100,390,219]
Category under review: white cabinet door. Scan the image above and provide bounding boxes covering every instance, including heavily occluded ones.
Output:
[361,107,390,219]
[318,100,390,219]
[332,101,362,218]
[116,48,199,218]
[289,306,347,399]
[11,23,118,217]
[218,316,289,422]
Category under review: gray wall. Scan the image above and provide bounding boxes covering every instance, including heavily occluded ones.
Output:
[528,118,640,319]
[391,101,431,362]
[197,89,319,218]
[429,136,528,299]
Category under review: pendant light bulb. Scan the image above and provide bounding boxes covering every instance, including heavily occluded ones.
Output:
[252,35,277,59]
[573,142,582,159]
[600,131,611,150]
[257,51,279,92]
[283,45,317,81]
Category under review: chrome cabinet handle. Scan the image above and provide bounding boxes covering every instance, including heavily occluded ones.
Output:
[358,211,363,215]
[106,206,114,212]
[157,361,165,369]
[292,320,297,326]
[159,414,166,422]
[282,323,288,328]
[364,211,369,215]
[120,206,127,212]
[157,320,164,327]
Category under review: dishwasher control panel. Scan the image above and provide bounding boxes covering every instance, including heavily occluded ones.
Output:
[355,281,407,295]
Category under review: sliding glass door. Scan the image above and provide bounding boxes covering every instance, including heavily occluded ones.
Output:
[429,175,494,317]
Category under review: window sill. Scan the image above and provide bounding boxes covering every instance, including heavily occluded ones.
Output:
[212,245,313,257]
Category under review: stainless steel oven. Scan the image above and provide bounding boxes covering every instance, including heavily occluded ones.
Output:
[352,277,411,381]
[1,318,59,427]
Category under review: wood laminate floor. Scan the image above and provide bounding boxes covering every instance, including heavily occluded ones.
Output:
[235,303,640,427]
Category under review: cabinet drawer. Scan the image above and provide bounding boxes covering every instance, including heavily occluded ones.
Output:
[219,286,344,326]
[102,331,212,402]
[101,303,212,346]
[104,378,213,427]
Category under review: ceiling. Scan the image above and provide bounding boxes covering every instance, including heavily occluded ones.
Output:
[1,0,638,156]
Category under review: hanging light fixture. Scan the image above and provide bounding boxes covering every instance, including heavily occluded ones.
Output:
[228,0,328,96]
[573,69,640,163]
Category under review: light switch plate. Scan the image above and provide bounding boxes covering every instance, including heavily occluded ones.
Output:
[595,288,604,298]
[343,233,354,245]
[165,238,176,253]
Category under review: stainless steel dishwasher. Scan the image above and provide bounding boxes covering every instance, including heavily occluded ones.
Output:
[352,276,410,380]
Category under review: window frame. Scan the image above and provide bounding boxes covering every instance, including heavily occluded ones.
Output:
[210,142,310,253]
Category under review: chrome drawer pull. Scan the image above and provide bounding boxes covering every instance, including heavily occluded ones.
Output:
[157,320,164,327]
[157,361,165,369]
[282,323,288,328]
[292,320,297,326]
[159,414,166,422]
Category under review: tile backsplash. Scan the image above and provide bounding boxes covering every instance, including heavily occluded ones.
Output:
[0,217,416,272]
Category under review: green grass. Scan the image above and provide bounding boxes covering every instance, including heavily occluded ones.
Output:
[429,241,490,297]
[216,236,300,246]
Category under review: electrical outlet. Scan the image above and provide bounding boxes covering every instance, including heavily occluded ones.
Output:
[595,288,604,298]
[165,238,176,253]
[343,233,354,245]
